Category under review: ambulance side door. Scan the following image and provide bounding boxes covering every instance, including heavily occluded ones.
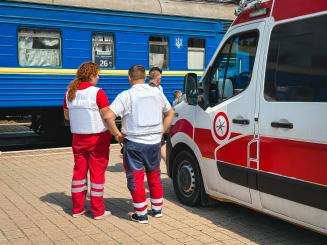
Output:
[258,14,327,229]
[194,21,265,204]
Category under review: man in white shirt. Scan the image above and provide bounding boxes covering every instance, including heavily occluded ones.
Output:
[148,66,163,92]
[104,65,174,224]
[148,66,168,167]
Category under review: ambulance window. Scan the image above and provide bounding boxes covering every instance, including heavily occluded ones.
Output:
[92,33,115,68]
[201,30,259,107]
[18,28,61,67]
[149,36,168,69]
[264,15,327,102]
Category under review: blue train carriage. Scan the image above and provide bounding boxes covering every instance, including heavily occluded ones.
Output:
[0,0,235,138]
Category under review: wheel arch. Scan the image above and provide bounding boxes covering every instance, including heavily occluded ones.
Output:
[168,142,200,178]
[169,141,213,206]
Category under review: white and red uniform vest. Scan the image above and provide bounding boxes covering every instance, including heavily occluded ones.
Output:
[109,84,172,144]
[65,85,107,134]
[125,87,163,136]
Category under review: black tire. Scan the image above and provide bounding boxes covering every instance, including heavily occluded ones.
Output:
[172,150,204,206]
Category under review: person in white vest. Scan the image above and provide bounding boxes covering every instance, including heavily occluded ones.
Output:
[63,62,111,220]
[105,65,174,224]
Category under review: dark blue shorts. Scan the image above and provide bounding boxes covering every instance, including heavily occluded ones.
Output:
[123,139,161,173]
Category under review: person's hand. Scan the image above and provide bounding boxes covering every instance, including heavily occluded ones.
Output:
[115,132,124,143]
[162,125,171,134]
[114,132,124,143]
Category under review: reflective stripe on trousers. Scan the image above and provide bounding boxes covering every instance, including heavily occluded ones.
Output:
[133,201,147,216]
[71,178,87,193]
[150,197,163,211]
[90,182,104,197]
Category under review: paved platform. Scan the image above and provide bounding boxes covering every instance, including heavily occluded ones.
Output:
[0,145,326,244]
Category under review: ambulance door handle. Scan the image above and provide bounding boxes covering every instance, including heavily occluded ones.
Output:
[232,118,250,125]
[271,121,293,129]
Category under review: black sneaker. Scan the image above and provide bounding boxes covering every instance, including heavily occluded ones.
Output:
[148,209,163,218]
[130,213,148,224]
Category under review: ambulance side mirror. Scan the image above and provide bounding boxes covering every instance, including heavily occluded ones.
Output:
[184,73,198,106]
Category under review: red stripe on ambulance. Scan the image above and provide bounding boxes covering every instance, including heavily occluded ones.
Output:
[260,137,327,186]
[170,119,193,138]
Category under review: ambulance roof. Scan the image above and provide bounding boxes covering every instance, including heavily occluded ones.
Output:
[232,0,327,26]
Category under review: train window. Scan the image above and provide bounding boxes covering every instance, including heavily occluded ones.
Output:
[149,36,168,69]
[92,33,114,68]
[188,38,205,70]
[18,29,61,67]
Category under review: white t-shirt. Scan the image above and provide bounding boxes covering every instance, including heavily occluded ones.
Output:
[158,84,163,92]
[148,79,163,92]
[110,83,171,144]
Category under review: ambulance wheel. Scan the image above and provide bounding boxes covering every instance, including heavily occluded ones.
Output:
[173,150,204,206]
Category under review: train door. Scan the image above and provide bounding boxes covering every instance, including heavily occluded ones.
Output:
[194,21,265,204]
[258,14,327,230]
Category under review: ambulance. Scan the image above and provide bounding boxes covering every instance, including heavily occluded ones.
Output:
[167,0,327,234]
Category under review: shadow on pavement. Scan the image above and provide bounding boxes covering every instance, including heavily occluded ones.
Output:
[40,192,71,215]
[40,192,133,221]
[40,179,327,244]
[158,177,327,244]
[107,162,124,172]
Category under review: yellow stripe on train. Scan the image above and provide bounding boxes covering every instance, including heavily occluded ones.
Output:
[0,67,204,76]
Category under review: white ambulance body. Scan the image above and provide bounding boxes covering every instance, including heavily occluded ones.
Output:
[167,0,327,234]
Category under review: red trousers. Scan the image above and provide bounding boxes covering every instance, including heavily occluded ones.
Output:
[123,140,163,216]
[71,131,111,218]
[128,168,163,216]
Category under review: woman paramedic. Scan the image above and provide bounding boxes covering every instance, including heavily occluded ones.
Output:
[63,62,112,220]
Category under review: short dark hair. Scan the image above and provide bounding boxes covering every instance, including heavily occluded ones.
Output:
[149,66,162,74]
[173,90,181,98]
[128,65,146,81]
